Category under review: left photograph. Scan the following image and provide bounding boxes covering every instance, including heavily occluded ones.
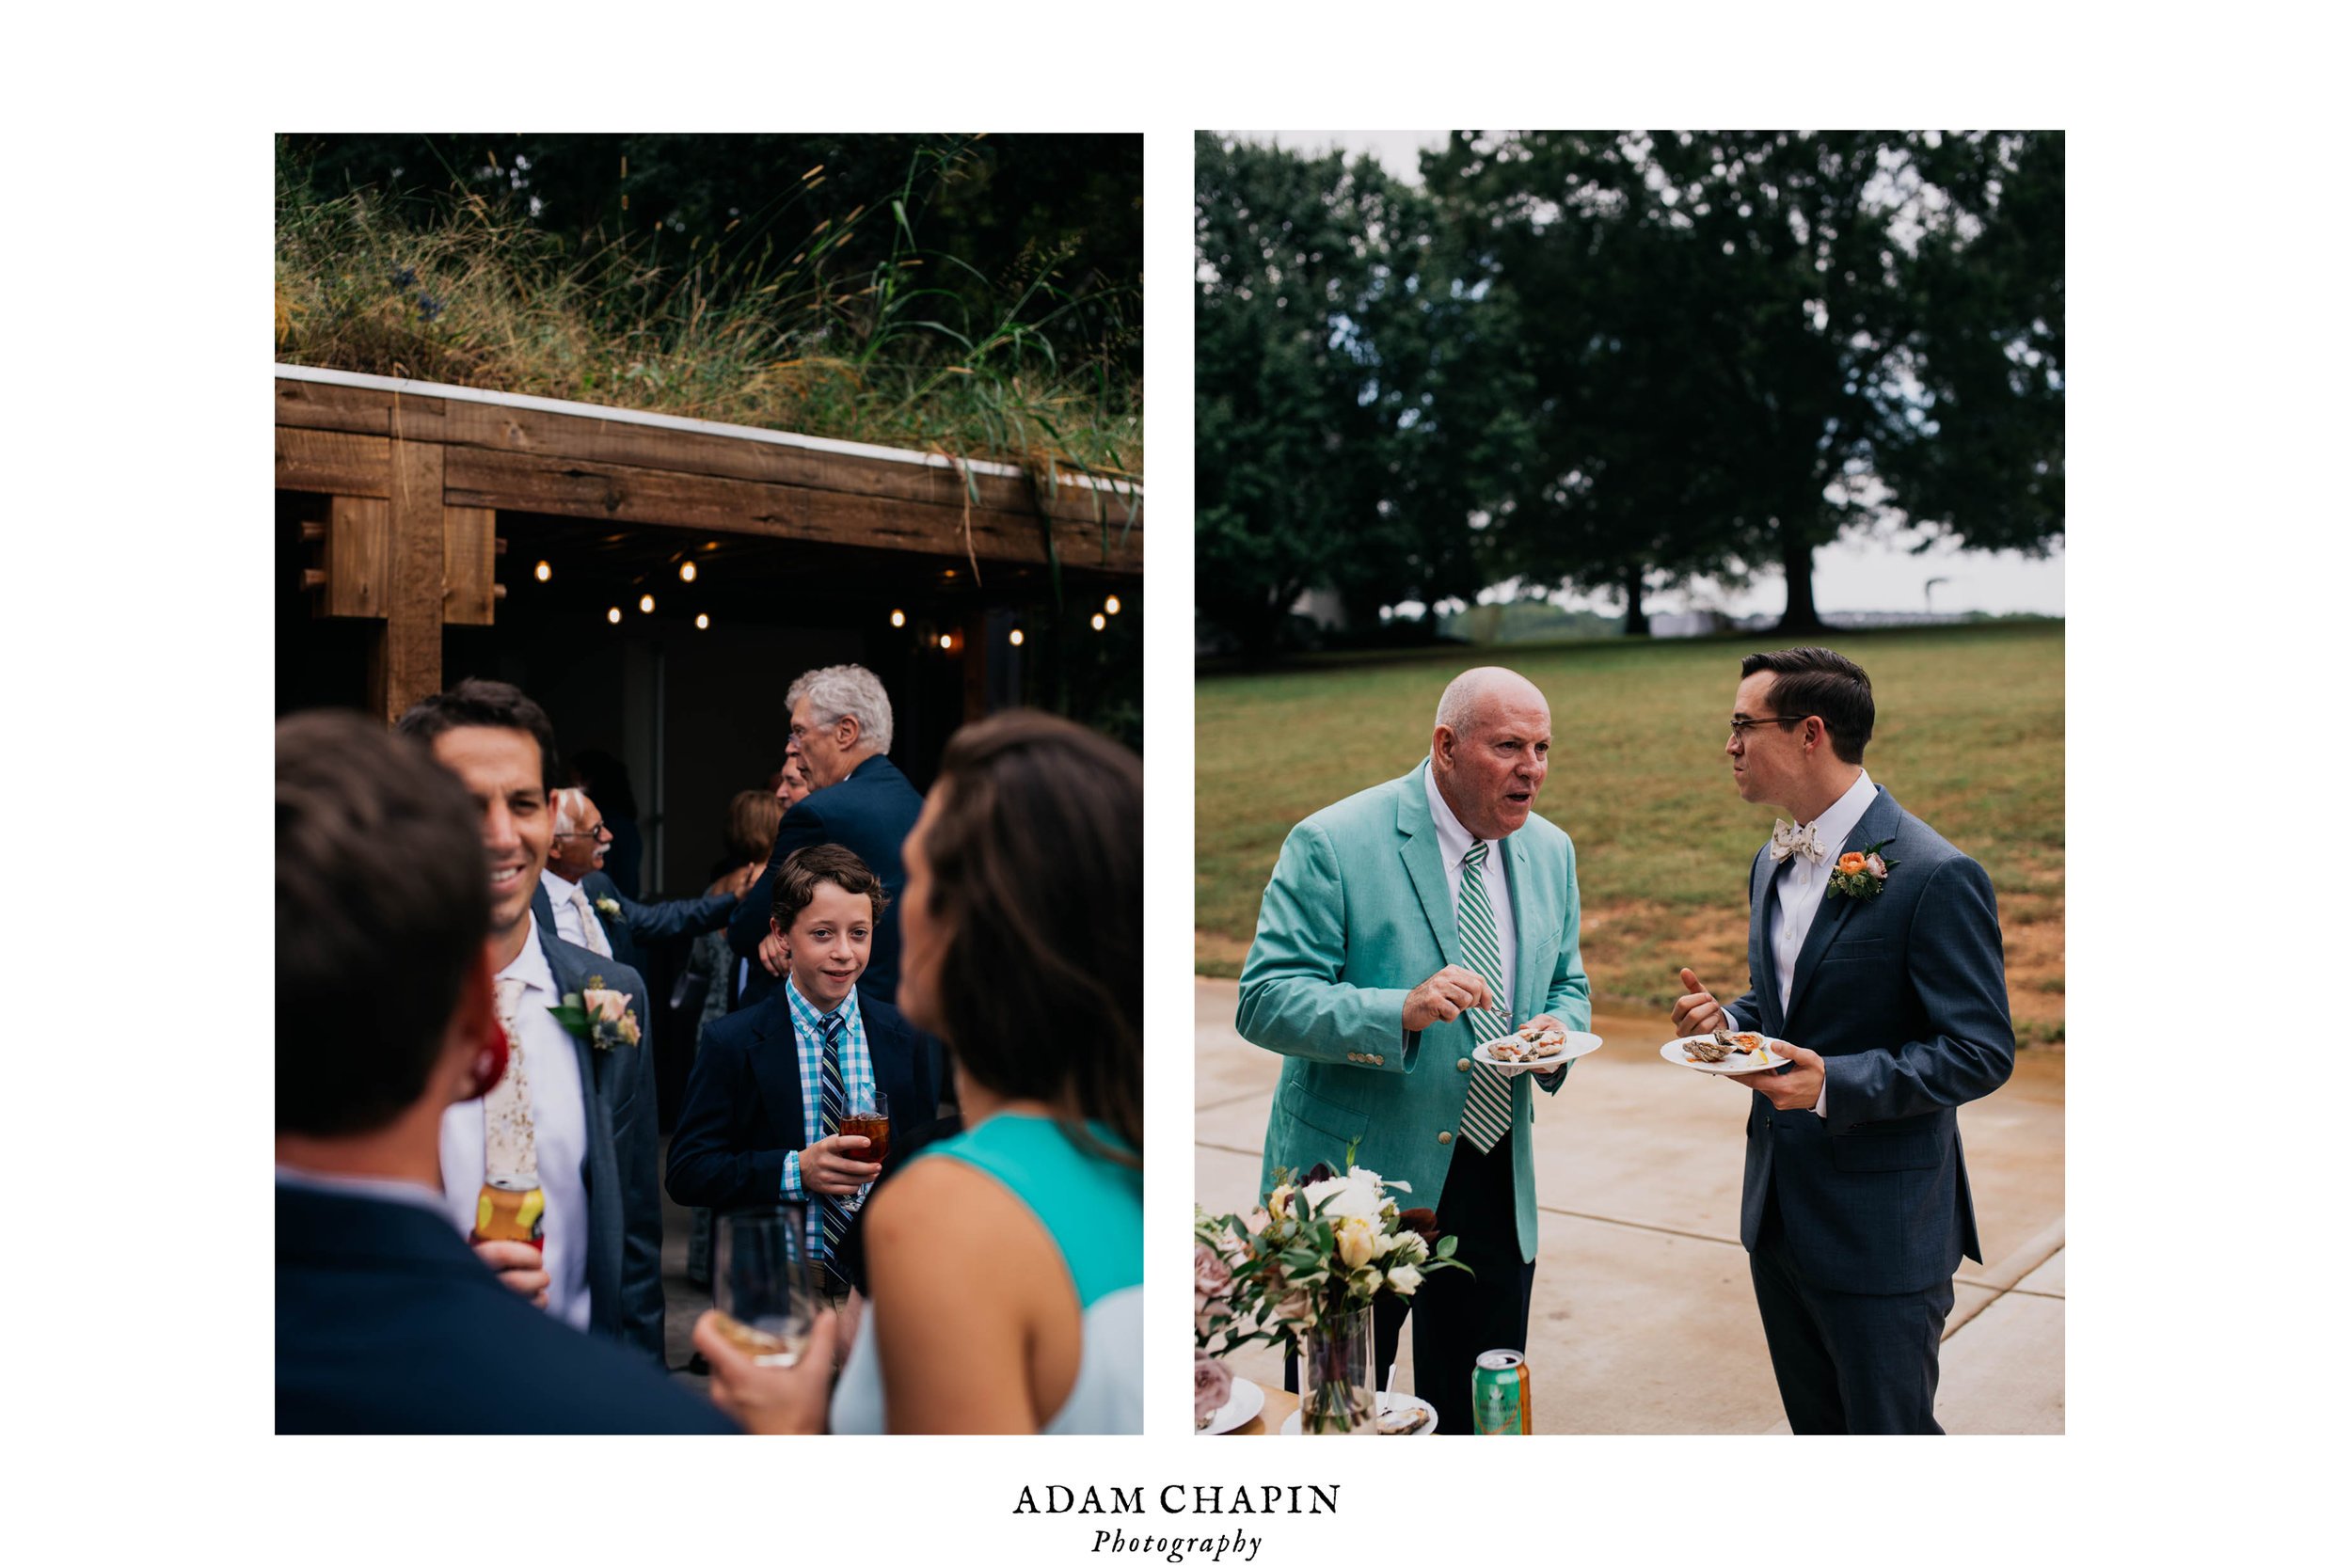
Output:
[275,133,1143,1434]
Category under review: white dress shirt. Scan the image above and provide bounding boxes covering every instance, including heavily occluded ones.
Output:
[1757,768,1875,1118]
[439,911,594,1331]
[542,869,612,958]
[1423,764,1517,1013]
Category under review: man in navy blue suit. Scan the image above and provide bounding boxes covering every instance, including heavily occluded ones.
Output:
[1676,647,2014,1434]
[397,680,668,1361]
[540,784,738,979]
[727,664,923,1012]
[671,844,940,1299]
[276,710,732,1433]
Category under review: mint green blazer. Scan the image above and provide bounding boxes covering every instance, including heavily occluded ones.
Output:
[1236,761,1590,1263]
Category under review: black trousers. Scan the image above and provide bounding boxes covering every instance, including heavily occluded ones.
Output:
[1749,1195,1955,1434]
[1287,1132,1534,1435]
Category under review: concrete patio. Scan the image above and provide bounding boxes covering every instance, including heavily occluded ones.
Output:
[1194,977,2063,1434]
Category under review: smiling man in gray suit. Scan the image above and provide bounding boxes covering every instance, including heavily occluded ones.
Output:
[1675,646,2014,1434]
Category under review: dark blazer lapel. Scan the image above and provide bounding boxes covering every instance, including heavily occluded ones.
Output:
[1749,847,1783,1036]
[744,994,810,1149]
[1783,787,1899,1025]
[1396,764,1462,969]
[537,924,622,1324]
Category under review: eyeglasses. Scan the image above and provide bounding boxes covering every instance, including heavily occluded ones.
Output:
[1726,715,1810,743]
[553,822,612,840]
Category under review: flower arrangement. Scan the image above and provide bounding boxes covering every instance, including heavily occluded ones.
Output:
[593,895,622,921]
[1825,839,1899,901]
[549,978,642,1050]
[1193,1155,1470,1432]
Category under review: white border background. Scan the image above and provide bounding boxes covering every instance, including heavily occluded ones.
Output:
[9,3,2337,1560]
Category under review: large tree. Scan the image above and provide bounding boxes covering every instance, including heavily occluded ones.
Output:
[1430,131,2063,633]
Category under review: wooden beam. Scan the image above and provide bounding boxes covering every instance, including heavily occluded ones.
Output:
[441,445,1141,573]
[276,376,449,441]
[278,427,390,497]
[442,505,498,626]
[317,496,389,618]
[368,440,446,721]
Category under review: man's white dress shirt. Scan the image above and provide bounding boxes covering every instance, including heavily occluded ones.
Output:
[439,911,594,1331]
[542,869,613,959]
[1423,765,1516,1013]
[1757,768,1875,1119]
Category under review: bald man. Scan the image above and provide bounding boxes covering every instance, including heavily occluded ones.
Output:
[1237,667,1591,1434]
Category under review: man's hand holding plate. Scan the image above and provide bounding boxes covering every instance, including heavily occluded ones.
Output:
[1725,1040,1826,1109]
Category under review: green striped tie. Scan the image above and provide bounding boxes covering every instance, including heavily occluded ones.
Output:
[1454,839,1515,1153]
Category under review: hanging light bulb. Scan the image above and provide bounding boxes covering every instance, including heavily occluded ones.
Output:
[1009,628,1025,647]
[534,560,552,582]
[1090,612,1106,631]
[679,561,698,583]
[695,612,710,630]
[1104,594,1121,615]
[639,594,656,613]
[607,607,622,625]
[890,609,906,628]
[938,634,953,651]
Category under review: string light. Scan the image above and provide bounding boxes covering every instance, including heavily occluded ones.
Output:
[679,562,698,582]
[1104,594,1121,615]
[695,613,710,630]
[890,609,906,628]
[639,594,656,613]
[534,561,551,582]
[607,608,622,625]
[1009,628,1025,647]
[938,634,953,651]
[1090,612,1106,631]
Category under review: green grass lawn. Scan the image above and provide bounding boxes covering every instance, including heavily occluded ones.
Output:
[1196,621,2064,1044]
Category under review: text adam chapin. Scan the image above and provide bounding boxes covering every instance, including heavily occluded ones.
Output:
[1011,1483,1341,1564]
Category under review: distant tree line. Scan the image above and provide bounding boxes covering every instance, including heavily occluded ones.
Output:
[1195,130,2062,659]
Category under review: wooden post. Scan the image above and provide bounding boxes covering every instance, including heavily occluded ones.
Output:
[368,439,447,721]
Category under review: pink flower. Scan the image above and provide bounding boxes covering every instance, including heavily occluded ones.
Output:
[1194,1352,1233,1428]
[1194,1242,1234,1308]
[584,989,629,1023]
[1864,854,1887,879]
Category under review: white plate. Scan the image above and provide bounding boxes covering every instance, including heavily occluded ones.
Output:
[1196,1374,1264,1435]
[1278,1390,1438,1435]
[1472,1031,1603,1075]
[1661,1034,1788,1074]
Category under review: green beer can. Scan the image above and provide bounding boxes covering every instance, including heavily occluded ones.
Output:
[1471,1349,1532,1434]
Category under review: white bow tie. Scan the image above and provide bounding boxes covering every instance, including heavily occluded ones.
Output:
[1769,818,1823,864]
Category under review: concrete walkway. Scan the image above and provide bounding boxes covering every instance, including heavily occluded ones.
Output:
[1194,977,2064,1434]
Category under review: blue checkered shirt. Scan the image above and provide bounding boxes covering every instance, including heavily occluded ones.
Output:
[779,977,875,1268]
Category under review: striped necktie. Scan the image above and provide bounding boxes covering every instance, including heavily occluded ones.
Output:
[816,1009,850,1290]
[1454,840,1515,1153]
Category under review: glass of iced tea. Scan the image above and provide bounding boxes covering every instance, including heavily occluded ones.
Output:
[839,1088,891,1166]
[712,1206,817,1366]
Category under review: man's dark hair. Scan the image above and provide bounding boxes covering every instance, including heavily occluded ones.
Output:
[918,711,1142,1165]
[393,678,561,788]
[278,711,490,1137]
[1740,646,1874,764]
[771,843,889,929]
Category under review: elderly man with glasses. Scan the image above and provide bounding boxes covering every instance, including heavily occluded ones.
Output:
[537,786,739,987]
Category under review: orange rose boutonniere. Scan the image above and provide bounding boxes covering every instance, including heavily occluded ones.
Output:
[1826,840,1899,901]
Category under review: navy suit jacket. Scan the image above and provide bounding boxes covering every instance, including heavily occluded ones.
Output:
[664,987,941,1212]
[1727,786,2015,1295]
[533,873,734,988]
[277,1182,734,1433]
[727,754,922,1010]
[504,920,667,1358]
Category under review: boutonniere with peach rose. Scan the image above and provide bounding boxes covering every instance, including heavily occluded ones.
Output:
[593,895,622,921]
[549,977,642,1049]
[1825,839,1899,901]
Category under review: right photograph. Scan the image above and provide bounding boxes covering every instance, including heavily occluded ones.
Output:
[1192,130,2063,1436]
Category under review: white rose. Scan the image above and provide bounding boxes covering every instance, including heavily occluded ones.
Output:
[1388,1262,1424,1295]
[1303,1174,1381,1223]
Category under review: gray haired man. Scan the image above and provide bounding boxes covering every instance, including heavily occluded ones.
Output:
[725,664,924,1011]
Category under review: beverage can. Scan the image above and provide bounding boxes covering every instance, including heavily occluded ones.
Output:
[1471,1349,1532,1434]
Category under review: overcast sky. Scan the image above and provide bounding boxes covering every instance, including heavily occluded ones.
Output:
[1223,130,2066,618]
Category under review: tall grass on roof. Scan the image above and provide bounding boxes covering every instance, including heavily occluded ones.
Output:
[275,138,1141,546]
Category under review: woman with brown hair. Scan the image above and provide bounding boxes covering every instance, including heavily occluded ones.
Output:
[692,709,1142,1433]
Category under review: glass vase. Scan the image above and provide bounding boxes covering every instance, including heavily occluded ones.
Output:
[1298,1304,1376,1434]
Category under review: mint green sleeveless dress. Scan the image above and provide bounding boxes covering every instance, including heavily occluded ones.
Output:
[828,1113,1142,1433]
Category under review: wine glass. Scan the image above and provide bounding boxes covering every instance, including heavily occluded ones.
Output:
[712,1206,818,1366]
